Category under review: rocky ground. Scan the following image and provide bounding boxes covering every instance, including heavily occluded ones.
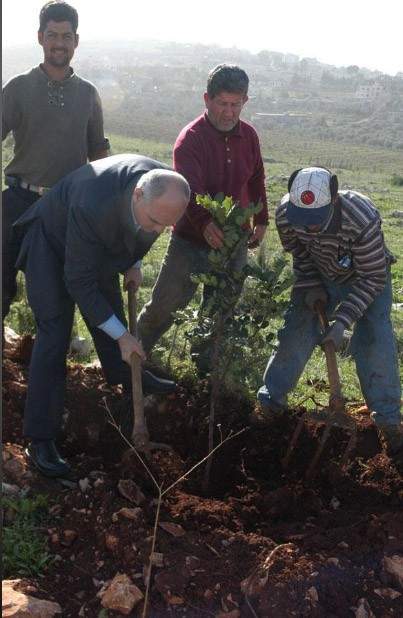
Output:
[2,333,403,617]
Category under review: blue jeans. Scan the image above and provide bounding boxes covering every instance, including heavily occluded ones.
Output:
[257,272,401,427]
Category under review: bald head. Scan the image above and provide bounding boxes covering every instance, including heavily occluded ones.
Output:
[132,169,190,233]
[137,169,190,203]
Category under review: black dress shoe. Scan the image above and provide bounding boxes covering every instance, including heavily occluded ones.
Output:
[141,369,176,395]
[142,360,174,381]
[25,440,71,478]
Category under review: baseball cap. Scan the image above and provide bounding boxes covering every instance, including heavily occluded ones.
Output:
[286,167,334,226]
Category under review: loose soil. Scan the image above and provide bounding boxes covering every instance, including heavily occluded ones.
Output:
[2,338,403,617]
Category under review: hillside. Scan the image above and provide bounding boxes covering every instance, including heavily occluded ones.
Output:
[3,40,403,149]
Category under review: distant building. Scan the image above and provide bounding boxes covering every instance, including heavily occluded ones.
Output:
[266,79,287,89]
[252,111,313,126]
[285,54,299,65]
[355,81,387,100]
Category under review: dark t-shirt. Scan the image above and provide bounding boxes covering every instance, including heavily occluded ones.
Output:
[2,65,109,187]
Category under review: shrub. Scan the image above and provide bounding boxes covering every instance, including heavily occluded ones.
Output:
[391,174,403,186]
[2,495,54,578]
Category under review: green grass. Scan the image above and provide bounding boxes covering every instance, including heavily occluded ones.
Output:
[2,494,54,578]
[3,131,403,405]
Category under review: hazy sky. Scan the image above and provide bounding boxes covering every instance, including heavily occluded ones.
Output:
[3,0,403,75]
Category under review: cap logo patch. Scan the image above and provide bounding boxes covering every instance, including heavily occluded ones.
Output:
[300,190,315,205]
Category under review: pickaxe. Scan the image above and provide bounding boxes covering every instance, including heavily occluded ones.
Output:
[127,281,171,457]
[282,300,357,479]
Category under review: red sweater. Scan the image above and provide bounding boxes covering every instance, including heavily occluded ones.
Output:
[173,113,268,246]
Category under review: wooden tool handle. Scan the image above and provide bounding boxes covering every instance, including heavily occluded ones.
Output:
[314,300,344,410]
[126,281,142,395]
[127,280,138,337]
[126,282,147,442]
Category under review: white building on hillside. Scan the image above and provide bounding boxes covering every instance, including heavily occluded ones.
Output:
[355,82,387,100]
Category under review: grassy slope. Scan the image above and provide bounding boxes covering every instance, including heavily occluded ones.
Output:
[3,131,402,406]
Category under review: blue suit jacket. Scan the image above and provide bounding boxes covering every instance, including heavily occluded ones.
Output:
[15,154,170,325]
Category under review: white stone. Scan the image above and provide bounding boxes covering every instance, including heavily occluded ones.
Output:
[2,483,21,497]
[305,586,319,604]
[383,555,403,590]
[4,327,19,345]
[2,580,61,617]
[353,598,375,618]
[69,336,92,356]
[78,478,90,493]
[374,587,401,600]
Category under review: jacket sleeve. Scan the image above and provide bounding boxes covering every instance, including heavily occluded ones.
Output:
[333,219,388,328]
[173,131,213,232]
[248,132,269,226]
[64,205,114,326]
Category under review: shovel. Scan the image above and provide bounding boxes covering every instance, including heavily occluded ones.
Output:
[127,281,171,456]
[282,300,357,479]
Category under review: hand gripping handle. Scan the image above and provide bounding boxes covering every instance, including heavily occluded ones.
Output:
[314,300,345,412]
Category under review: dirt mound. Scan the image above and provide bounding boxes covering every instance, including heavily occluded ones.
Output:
[2,347,403,617]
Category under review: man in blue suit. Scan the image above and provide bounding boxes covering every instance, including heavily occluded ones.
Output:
[15,154,190,478]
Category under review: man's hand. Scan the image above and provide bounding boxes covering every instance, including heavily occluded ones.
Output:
[321,321,345,352]
[124,266,143,292]
[203,221,224,249]
[248,224,267,249]
[304,286,328,311]
[118,331,146,364]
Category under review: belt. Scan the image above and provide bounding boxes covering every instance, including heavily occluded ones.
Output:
[5,175,50,195]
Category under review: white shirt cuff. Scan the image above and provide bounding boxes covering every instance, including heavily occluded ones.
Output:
[98,315,127,340]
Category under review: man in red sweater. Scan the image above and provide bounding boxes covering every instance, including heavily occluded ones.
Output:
[138,64,268,368]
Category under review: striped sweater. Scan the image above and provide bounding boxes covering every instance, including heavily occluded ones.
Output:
[276,190,394,328]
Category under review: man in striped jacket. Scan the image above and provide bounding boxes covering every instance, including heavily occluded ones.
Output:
[257,167,402,459]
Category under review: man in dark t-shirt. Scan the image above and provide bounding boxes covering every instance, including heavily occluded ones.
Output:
[2,1,110,320]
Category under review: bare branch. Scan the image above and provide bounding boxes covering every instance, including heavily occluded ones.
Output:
[102,397,160,492]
